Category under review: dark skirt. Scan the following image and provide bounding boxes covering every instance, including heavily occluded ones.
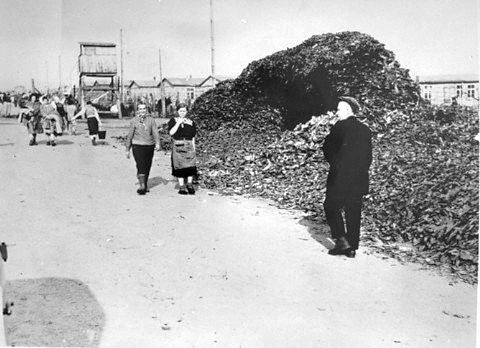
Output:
[132,144,155,176]
[87,117,99,135]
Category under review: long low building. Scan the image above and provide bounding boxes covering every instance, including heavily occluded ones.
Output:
[418,74,479,107]
[126,75,230,105]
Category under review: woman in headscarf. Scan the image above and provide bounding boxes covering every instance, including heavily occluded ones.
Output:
[40,95,62,146]
[125,103,160,195]
[23,94,43,145]
[168,103,197,195]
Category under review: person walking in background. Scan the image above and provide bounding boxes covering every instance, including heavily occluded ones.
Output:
[23,94,43,146]
[168,103,197,195]
[322,96,372,258]
[64,95,77,135]
[53,95,67,133]
[125,103,160,195]
[40,95,62,146]
[74,100,102,145]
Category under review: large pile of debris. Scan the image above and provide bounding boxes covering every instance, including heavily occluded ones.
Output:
[363,106,478,282]
[192,31,420,130]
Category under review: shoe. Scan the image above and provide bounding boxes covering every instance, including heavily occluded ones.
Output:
[46,141,51,146]
[178,186,188,195]
[345,249,356,258]
[137,188,146,195]
[51,141,56,147]
[328,246,350,256]
[29,140,34,146]
[186,184,195,195]
[91,138,96,146]
[33,141,38,145]
[328,247,355,258]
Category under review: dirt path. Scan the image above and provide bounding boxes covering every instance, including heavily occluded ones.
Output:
[0,118,476,347]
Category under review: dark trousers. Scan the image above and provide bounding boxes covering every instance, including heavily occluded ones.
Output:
[132,144,155,179]
[324,193,363,250]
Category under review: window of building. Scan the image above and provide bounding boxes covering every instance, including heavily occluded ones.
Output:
[467,84,476,98]
[456,85,463,97]
[423,85,432,100]
[187,88,195,100]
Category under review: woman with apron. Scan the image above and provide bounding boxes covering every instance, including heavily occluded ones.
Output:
[168,103,197,195]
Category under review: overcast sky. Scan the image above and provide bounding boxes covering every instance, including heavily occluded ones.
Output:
[0,0,478,90]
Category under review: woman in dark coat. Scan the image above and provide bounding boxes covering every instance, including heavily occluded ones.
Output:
[168,103,197,195]
[322,96,372,258]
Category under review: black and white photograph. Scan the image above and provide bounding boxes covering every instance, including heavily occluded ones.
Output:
[0,0,478,347]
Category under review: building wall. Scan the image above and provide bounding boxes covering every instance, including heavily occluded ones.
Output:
[420,81,479,107]
[164,85,196,103]
[129,86,160,101]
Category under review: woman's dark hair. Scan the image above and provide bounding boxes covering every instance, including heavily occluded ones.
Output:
[176,102,187,111]
[66,95,76,105]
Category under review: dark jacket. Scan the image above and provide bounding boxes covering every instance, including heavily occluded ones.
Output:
[322,116,372,196]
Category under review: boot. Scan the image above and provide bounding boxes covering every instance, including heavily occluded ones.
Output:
[137,174,146,195]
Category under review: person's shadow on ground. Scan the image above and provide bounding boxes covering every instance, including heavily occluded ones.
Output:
[148,176,171,189]
[36,140,74,146]
[298,216,335,250]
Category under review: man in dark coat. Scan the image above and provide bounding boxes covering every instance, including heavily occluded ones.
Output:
[322,96,372,258]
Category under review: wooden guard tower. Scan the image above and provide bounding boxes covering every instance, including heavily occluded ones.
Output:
[78,42,118,112]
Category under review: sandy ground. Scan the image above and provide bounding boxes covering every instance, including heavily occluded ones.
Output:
[0,117,477,348]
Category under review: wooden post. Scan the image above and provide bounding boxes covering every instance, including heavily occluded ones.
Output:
[158,48,166,117]
[58,54,62,90]
[120,29,124,118]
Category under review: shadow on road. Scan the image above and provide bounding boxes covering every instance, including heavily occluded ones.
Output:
[4,277,105,348]
[36,140,75,146]
[149,176,171,189]
[0,143,14,147]
[298,216,335,250]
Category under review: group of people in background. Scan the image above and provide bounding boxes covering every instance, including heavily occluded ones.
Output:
[19,94,102,146]
[0,92,17,117]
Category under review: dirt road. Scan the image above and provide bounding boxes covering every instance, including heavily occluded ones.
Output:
[0,118,476,347]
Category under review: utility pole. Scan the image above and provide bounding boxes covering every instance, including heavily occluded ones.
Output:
[58,54,62,91]
[210,0,215,88]
[118,28,124,119]
[158,48,166,117]
[45,60,49,93]
[120,28,124,104]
